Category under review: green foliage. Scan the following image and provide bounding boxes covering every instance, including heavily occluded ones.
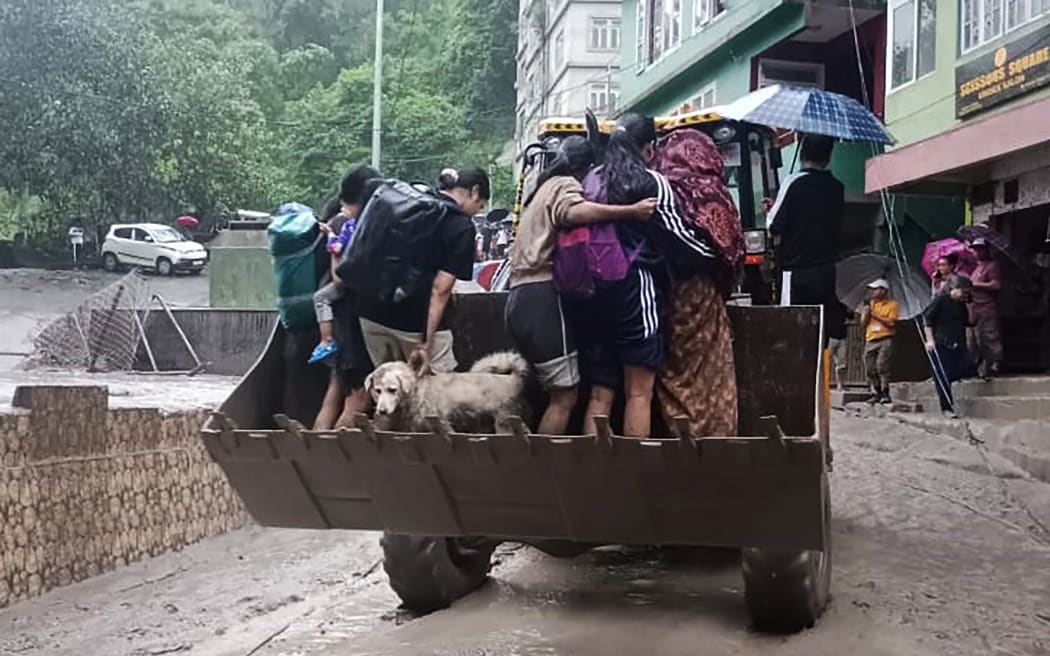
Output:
[0,0,517,244]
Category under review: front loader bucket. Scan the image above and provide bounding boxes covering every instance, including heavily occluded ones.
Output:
[203,296,827,551]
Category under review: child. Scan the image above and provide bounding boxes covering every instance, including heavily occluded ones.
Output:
[308,208,356,364]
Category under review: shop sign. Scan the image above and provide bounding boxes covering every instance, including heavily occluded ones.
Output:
[956,30,1050,118]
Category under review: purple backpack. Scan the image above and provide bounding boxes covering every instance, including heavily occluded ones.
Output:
[552,170,638,297]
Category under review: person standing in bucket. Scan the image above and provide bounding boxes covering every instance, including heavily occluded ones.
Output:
[506,136,655,435]
[763,134,846,343]
[860,278,899,404]
[355,168,485,374]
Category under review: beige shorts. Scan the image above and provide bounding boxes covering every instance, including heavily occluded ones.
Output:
[359,318,457,373]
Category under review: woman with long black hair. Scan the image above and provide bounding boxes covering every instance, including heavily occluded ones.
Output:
[506,136,655,434]
[578,114,718,438]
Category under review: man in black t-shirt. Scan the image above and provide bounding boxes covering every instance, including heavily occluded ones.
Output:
[764,134,846,341]
[357,190,479,374]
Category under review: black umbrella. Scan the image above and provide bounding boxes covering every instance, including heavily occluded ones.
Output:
[836,253,931,319]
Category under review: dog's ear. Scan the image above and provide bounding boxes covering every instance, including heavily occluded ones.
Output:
[363,372,376,395]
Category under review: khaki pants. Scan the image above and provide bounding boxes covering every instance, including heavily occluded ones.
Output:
[359,318,457,373]
[864,337,894,392]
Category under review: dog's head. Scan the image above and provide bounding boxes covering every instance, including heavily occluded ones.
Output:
[364,361,419,420]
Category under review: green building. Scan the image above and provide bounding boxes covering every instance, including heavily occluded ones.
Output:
[621,0,894,253]
[866,0,1050,369]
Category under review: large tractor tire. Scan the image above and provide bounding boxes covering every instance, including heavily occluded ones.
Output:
[741,475,831,633]
[381,534,496,614]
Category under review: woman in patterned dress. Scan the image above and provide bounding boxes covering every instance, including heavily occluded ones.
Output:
[652,129,744,437]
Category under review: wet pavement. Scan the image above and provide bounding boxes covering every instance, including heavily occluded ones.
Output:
[2,411,1048,656]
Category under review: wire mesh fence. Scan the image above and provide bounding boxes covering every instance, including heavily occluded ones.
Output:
[27,272,153,372]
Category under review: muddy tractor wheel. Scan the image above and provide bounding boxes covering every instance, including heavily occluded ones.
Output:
[381,534,496,614]
[741,475,831,633]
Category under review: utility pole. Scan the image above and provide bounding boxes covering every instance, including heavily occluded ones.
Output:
[371,0,384,169]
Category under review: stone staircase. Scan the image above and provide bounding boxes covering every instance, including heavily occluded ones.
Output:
[887,376,1050,483]
[891,376,1050,420]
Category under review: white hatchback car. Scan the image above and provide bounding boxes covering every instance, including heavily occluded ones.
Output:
[101,223,209,276]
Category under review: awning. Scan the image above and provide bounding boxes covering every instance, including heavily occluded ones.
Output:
[865,95,1050,194]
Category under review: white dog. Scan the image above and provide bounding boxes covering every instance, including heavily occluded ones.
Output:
[365,351,530,434]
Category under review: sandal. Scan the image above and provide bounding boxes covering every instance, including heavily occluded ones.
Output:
[308,341,340,364]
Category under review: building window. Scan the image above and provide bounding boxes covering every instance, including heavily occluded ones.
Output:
[645,0,682,64]
[962,0,1048,53]
[636,2,648,71]
[889,0,935,89]
[695,83,717,109]
[589,17,621,51]
[758,59,826,89]
[589,83,620,112]
[549,91,563,116]
[695,0,724,28]
[552,29,565,72]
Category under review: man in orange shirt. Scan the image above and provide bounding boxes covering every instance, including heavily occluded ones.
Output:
[860,279,900,404]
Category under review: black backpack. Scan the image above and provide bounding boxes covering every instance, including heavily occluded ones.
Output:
[336,179,450,304]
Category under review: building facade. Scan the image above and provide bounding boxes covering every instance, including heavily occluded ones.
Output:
[866,0,1050,370]
[515,0,623,154]
[620,0,891,254]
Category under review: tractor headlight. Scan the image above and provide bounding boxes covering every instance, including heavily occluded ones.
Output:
[712,125,736,144]
[744,230,767,254]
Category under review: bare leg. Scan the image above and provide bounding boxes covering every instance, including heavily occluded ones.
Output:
[583,385,616,436]
[335,387,371,429]
[538,386,578,435]
[319,320,335,344]
[623,365,656,438]
[313,370,344,430]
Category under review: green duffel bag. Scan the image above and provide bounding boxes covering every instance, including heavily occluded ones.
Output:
[268,203,323,331]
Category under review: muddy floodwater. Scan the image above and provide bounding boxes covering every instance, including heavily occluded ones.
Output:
[1,412,1048,656]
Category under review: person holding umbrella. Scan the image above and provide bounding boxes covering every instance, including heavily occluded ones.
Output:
[924,275,977,418]
[762,134,847,342]
[969,237,1003,380]
[860,278,899,404]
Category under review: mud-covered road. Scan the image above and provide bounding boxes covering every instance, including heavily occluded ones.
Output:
[2,412,1048,656]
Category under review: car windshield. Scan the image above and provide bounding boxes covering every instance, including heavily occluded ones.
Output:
[152,227,184,243]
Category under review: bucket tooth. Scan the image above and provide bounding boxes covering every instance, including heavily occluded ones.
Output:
[273,413,306,438]
[505,416,533,455]
[354,415,380,452]
[593,415,615,452]
[671,417,699,456]
[426,415,454,449]
[758,415,787,453]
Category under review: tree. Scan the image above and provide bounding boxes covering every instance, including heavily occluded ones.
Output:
[0,0,168,225]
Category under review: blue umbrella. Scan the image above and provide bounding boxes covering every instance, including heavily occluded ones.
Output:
[721,85,893,145]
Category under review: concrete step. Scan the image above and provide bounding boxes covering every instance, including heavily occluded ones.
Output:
[902,393,1050,421]
[889,413,1050,484]
[893,376,1050,401]
[831,388,871,408]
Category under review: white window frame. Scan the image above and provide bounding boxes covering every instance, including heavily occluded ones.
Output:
[887,0,936,91]
[645,0,683,65]
[589,17,621,52]
[694,82,717,109]
[694,0,725,29]
[636,1,648,72]
[588,82,620,113]
[552,29,565,73]
[758,59,827,89]
[961,0,1048,54]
